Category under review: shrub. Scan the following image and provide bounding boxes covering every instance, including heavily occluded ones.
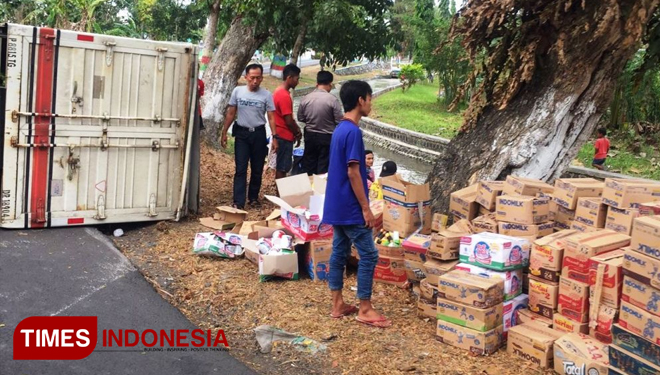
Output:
[400,64,425,92]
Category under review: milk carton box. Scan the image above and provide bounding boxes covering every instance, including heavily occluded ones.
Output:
[455,263,523,301]
[459,232,531,271]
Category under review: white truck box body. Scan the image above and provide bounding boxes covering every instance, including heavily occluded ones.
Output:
[1,23,197,228]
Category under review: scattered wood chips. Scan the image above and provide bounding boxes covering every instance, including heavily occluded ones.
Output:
[113,143,555,375]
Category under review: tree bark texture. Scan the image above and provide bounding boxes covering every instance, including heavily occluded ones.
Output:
[201,16,269,146]
[429,0,659,214]
[200,0,221,79]
[290,18,309,66]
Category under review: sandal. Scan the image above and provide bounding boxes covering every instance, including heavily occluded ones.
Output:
[330,305,358,319]
[355,315,392,328]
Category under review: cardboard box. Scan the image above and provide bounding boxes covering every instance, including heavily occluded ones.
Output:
[639,202,660,216]
[455,263,523,301]
[478,205,493,216]
[630,215,660,261]
[381,175,432,237]
[404,259,427,282]
[498,221,555,239]
[601,178,660,209]
[553,333,610,375]
[622,275,660,317]
[559,277,590,323]
[549,196,558,222]
[622,248,660,290]
[476,181,505,211]
[496,195,551,225]
[555,206,577,231]
[530,230,577,283]
[370,199,384,234]
[417,298,436,319]
[570,220,600,233]
[563,230,631,276]
[199,206,249,230]
[265,174,332,241]
[553,178,604,210]
[305,238,333,281]
[619,301,660,345]
[450,184,480,221]
[529,276,559,319]
[611,323,660,368]
[243,239,260,264]
[402,233,431,262]
[438,270,504,308]
[259,251,299,281]
[503,175,555,197]
[424,259,459,285]
[429,230,464,260]
[588,250,624,307]
[589,304,617,344]
[432,213,449,232]
[605,206,640,235]
[376,244,405,259]
[553,312,589,334]
[507,322,563,369]
[503,294,529,340]
[609,344,660,375]
[459,232,531,271]
[436,320,503,355]
[436,297,503,332]
[517,308,554,327]
[471,214,498,234]
[420,278,440,302]
[374,256,408,287]
[575,198,608,229]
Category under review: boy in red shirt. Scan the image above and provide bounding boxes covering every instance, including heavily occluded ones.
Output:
[273,64,302,179]
[592,127,610,170]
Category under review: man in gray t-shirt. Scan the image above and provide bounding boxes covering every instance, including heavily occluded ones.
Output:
[220,64,278,209]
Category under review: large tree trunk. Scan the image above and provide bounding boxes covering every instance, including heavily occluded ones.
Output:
[290,19,309,66]
[200,0,221,79]
[201,16,269,146]
[429,0,659,214]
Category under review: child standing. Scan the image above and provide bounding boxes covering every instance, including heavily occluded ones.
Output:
[592,127,610,171]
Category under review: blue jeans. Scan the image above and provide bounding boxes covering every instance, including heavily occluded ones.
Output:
[232,125,268,206]
[328,225,378,300]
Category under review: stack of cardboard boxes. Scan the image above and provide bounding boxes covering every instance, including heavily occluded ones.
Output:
[551,178,604,233]
[601,178,660,235]
[436,270,505,355]
[610,214,660,374]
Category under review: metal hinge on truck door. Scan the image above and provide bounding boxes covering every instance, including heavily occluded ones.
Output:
[104,41,116,66]
[94,195,106,220]
[100,115,109,151]
[34,198,46,224]
[156,47,168,71]
[147,194,157,217]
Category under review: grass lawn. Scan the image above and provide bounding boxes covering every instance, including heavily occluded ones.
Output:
[575,132,660,180]
[369,82,463,138]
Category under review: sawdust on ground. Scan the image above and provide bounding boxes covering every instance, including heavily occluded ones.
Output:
[113,143,554,375]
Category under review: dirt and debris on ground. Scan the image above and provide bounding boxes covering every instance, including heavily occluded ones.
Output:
[112,144,554,375]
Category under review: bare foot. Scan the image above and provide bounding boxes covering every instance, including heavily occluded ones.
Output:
[331,303,357,318]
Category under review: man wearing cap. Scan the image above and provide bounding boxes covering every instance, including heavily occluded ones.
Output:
[369,161,398,200]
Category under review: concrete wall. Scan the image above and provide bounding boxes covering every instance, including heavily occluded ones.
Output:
[334,62,391,76]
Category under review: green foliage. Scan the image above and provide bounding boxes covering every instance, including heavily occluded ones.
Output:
[399,63,425,92]
[371,82,463,138]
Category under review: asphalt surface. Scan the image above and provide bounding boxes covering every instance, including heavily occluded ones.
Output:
[0,227,256,375]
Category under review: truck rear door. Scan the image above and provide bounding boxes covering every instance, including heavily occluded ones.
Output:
[1,24,197,229]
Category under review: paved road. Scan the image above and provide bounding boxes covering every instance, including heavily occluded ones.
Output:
[0,228,256,375]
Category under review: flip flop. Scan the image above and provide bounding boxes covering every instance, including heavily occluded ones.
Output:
[355,315,392,328]
[330,305,358,319]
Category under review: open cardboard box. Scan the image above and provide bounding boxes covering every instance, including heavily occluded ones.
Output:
[199,206,248,230]
[265,174,333,241]
[243,226,304,281]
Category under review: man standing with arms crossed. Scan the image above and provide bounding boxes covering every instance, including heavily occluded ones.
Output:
[297,71,343,175]
[324,80,391,328]
[273,64,302,179]
[220,64,278,209]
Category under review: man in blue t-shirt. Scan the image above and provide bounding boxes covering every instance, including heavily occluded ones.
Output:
[323,81,391,328]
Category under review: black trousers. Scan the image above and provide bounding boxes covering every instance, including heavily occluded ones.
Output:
[302,130,333,175]
[233,125,268,206]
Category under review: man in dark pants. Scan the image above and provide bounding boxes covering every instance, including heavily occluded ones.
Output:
[220,64,278,209]
[297,71,343,175]
[273,64,302,179]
